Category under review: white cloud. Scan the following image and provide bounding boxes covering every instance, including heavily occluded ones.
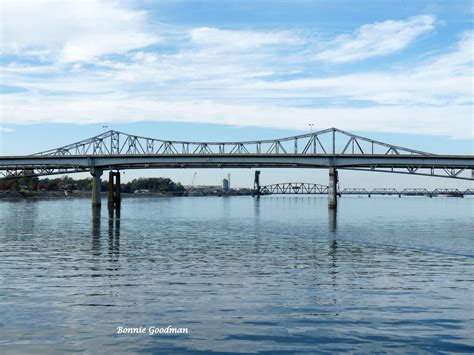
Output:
[1,30,472,140]
[0,0,158,62]
[314,15,436,62]
[2,94,472,139]
[419,30,473,77]
[190,27,303,50]
[241,30,473,106]
[1,5,471,141]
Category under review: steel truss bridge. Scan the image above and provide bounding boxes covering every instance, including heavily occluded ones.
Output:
[259,183,473,197]
[1,127,473,181]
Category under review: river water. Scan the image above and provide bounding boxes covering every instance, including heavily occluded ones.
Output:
[0,196,473,353]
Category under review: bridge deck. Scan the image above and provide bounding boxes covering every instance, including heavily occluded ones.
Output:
[1,154,472,168]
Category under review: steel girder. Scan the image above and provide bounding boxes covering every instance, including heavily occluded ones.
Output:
[0,154,473,180]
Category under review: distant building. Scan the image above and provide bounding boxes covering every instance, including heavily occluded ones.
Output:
[222,178,230,191]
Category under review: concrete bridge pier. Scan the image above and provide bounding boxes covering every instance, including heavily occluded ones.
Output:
[328,168,338,209]
[108,171,121,207]
[91,167,103,207]
[115,172,121,206]
[253,170,261,197]
[108,171,114,206]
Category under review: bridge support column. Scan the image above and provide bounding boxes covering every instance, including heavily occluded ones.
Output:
[115,171,121,206]
[107,171,121,208]
[91,167,103,207]
[108,171,115,206]
[328,168,338,209]
[253,171,261,197]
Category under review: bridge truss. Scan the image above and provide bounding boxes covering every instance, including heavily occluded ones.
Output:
[258,183,473,197]
[1,127,473,180]
[260,182,329,195]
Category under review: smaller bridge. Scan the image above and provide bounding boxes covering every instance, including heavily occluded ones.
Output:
[257,183,473,197]
[260,182,328,195]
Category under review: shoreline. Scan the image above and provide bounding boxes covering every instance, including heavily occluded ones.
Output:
[0,190,254,199]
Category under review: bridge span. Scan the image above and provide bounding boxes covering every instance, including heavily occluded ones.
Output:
[257,182,473,198]
[1,128,473,208]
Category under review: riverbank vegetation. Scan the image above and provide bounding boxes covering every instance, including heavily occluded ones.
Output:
[0,175,185,193]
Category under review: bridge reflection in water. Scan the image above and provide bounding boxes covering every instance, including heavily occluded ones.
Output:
[89,198,340,255]
[91,206,121,259]
[328,208,337,233]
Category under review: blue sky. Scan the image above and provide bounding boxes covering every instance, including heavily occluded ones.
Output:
[0,0,473,188]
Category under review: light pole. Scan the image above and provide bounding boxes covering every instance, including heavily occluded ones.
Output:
[309,123,314,133]
[102,125,108,133]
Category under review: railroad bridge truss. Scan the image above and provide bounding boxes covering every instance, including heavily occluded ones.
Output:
[258,183,473,197]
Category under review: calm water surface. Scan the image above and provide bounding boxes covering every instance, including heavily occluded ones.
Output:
[0,196,473,353]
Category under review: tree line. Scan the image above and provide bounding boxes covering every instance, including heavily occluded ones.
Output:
[0,175,185,193]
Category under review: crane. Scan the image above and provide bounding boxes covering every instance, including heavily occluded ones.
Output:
[190,172,197,187]
[185,172,198,196]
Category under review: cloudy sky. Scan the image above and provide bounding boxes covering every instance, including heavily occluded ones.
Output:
[0,0,473,187]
